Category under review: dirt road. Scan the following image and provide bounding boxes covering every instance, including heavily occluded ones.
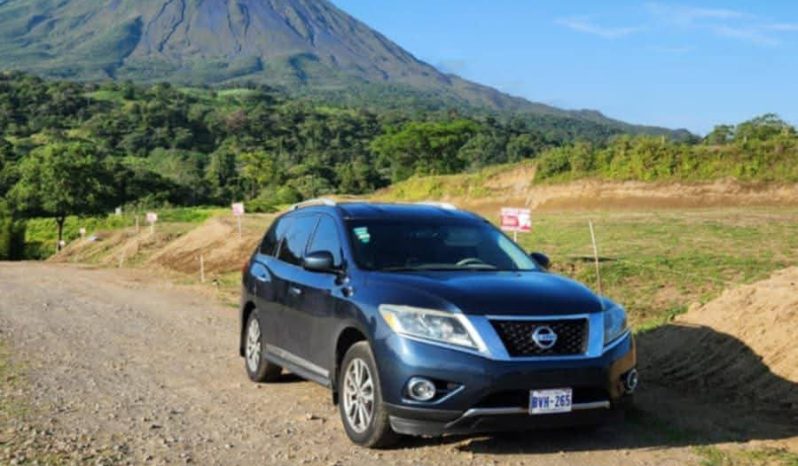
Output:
[0,263,794,465]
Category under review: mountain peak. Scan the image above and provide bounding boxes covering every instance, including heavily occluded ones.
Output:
[0,0,439,86]
[0,0,686,136]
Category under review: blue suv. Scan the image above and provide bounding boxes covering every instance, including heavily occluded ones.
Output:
[239,199,637,448]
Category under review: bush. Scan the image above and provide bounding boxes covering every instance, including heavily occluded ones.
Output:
[0,201,26,260]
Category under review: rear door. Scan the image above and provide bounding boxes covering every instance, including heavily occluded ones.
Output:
[270,214,320,362]
[250,216,292,349]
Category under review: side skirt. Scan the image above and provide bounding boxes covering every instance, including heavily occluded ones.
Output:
[264,344,331,387]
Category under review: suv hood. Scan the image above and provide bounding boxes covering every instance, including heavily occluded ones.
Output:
[367,271,604,316]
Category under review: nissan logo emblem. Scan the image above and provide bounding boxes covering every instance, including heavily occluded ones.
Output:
[531,326,558,350]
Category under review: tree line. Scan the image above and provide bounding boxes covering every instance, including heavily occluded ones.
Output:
[0,71,642,253]
[1,71,794,258]
[535,114,798,182]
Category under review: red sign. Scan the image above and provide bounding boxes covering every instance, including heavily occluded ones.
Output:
[232,202,245,216]
[500,208,532,233]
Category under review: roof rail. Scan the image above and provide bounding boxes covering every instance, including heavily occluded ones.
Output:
[290,197,337,211]
[415,201,458,210]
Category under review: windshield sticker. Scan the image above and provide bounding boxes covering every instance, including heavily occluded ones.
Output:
[353,227,371,243]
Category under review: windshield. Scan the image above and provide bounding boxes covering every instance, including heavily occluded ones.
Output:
[346,220,538,272]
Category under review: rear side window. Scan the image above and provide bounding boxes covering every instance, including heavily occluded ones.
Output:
[260,216,292,256]
[277,215,318,266]
[307,216,343,268]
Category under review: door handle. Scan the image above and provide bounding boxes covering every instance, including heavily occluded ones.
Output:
[288,286,302,296]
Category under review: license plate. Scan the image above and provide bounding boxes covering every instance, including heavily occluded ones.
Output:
[529,388,573,414]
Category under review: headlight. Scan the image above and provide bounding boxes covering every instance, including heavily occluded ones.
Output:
[603,304,628,345]
[379,305,486,352]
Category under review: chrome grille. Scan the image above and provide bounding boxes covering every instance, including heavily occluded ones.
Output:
[491,318,588,357]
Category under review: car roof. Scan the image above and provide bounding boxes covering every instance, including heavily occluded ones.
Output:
[287,202,484,223]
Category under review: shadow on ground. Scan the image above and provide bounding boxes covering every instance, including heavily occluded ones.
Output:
[392,323,798,453]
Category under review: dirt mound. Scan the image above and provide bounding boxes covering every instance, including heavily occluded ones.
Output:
[51,215,274,278]
[146,217,263,275]
[52,228,186,267]
[376,162,798,210]
[640,267,798,411]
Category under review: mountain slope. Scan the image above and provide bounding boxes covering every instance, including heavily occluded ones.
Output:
[0,0,687,136]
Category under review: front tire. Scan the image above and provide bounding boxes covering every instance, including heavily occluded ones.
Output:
[244,310,282,382]
[338,342,398,448]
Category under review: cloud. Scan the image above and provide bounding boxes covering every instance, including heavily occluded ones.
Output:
[646,3,746,25]
[711,25,780,46]
[556,17,642,39]
[764,23,798,32]
[645,3,797,46]
[652,45,693,54]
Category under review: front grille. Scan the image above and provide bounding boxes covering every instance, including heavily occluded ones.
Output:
[491,318,588,357]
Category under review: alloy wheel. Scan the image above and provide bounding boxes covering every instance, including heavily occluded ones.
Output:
[342,358,374,433]
[245,318,261,373]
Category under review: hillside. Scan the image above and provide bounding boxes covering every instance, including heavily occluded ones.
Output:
[0,0,686,137]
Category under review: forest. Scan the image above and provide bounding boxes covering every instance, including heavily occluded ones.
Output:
[0,71,795,258]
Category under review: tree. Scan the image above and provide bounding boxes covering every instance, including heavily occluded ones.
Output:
[10,142,112,250]
[0,137,15,196]
[0,199,26,260]
[370,119,479,182]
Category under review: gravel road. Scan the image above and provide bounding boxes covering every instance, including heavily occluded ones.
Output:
[0,262,793,465]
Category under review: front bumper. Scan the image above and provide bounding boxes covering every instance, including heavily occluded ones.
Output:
[374,329,636,436]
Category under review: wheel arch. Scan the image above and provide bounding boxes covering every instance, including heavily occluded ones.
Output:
[239,300,257,357]
[332,326,369,404]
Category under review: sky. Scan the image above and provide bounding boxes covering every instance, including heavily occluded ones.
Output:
[332,0,798,134]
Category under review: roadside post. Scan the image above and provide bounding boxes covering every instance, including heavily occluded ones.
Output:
[79,227,86,239]
[146,212,158,235]
[500,207,532,243]
[588,220,603,295]
[232,202,245,238]
[199,254,205,283]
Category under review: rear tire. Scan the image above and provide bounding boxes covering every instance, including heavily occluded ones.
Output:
[338,342,399,448]
[244,310,282,382]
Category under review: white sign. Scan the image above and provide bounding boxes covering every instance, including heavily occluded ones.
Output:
[231,202,245,216]
[146,212,158,224]
[79,227,87,238]
[500,207,532,233]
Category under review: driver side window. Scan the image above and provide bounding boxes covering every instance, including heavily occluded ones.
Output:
[307,216,343,268]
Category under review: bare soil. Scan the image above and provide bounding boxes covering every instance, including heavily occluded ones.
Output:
[641,267,798,412]
[1,263,796,465]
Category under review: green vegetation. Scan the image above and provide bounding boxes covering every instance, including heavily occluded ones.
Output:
[0,199,25,260]
[536,114,798,182]
[507,208,798,327]
[0,72,683,256]
[11,142,113,248]
[695,446,798,466]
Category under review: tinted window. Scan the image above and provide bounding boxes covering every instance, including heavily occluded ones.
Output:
[278,215,318,266]
[307,216,343,268]
[346,220,538,272]
[259,222,277,255]
[261,216,292,256]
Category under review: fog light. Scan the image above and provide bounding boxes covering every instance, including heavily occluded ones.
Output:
[623,368,639,394]
[407,377,436,401]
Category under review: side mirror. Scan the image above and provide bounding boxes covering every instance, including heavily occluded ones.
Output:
[530,252,551,270]
[303,251,336,273]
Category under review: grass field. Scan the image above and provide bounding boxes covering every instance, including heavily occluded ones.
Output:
[473,207,798,329]
[44,205,798,334]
